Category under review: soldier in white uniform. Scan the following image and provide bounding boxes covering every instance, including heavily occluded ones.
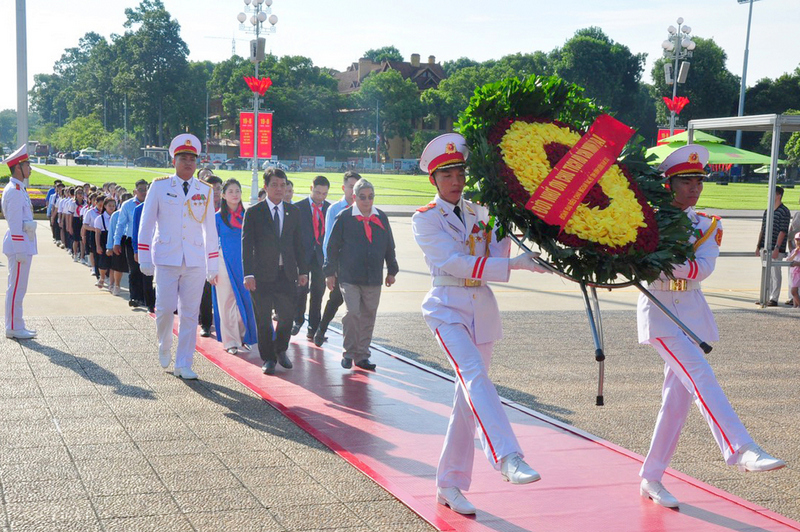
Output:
[137,134,218,379]
[638,145,785,509]
[412,133,549,515]
[2,145,38,339]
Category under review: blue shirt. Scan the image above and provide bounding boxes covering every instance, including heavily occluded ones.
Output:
[114,196,143,245]
[45,187,56,216]
[323,196,350,261]
[107,210,121,249]
[131,202,144,251]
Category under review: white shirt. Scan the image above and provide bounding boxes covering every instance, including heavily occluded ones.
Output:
[265,197,284,235]
[93,211,112,231]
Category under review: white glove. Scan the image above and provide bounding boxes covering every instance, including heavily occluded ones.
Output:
[509,252,549,273]
[14,254,29,265]
[139,262,155,276]
[206,271,218,285]
[22,221,37,237]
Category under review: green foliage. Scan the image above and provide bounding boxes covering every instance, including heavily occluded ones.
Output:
[458,75,692,284]
[363,46,403,63]
[0,109,16,149]
[357,70,422,160]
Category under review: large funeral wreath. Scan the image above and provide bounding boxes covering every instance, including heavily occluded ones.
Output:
[458,75,693,284]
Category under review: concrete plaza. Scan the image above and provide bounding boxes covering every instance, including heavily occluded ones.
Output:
[0,212,798,530]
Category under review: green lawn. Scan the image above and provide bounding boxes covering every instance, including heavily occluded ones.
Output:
[29,164,436,206]
[26,163,796,210]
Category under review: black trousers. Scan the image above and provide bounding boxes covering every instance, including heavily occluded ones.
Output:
[251,269,294,363]
[199,281,213,330]
[318,277,344,334]
[294,259,325,332]
[142,273,156,310]
[123,237,143,302]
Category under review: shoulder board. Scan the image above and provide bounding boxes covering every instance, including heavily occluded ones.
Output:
[154,176,171,182]
[696,212,721,221]
[416,201,437,213]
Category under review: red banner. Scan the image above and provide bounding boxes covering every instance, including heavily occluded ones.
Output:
[239,112,254,158]
[257,113,273,159]
[525,114,635,231]
[657,128,685,145]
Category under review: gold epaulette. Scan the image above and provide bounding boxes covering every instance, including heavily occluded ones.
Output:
[697,211,722,221]
[153,176,171,182]
[416,201,437,213]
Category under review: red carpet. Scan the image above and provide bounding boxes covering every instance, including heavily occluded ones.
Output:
[177,319,800,532]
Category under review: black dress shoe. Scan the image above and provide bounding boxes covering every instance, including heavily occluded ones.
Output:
[341,357,352,369]
[128,299,139,307]
[290,324,301,336]
[313,330,327,347]
[355,359,377,371]
[277,351,293,369]
[200,327,212,337]
[767,300,778,307]
[262,361,276,375]
[148,306,155,313]
[306,328,316,340]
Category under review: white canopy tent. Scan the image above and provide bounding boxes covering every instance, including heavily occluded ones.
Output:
[687,114,800,307]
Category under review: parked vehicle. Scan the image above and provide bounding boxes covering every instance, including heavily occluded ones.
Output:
[133,156,166,168]
[261,160,289,171]
[223,157,248,170]
[74,155,102,165]
[44,157,58,165]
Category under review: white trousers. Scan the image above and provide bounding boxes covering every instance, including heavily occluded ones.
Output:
[154,262,206,370]
[640,334,754,482]
[769,252,785,302]
[215,247,245,349]
[435,323,522,491]
[5,255,32,332]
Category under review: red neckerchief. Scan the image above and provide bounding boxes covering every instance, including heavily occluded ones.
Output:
[355,213,384,243]
[312,202,324,244]
[229,204,244,229]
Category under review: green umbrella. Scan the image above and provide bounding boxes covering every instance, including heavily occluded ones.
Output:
[659,131,726,144]
[646,141,783,165]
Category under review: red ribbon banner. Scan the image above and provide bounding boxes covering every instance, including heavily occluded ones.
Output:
[525,114,635,231]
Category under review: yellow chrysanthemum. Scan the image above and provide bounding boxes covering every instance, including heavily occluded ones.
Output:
[499,121,646,247]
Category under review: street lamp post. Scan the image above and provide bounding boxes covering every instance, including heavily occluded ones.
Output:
[237,0,278,204]
[735,0,761,149]
[661,18,696,136]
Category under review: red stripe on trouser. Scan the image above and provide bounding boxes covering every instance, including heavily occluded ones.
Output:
[11,262,21,330]
[436,328,499,463]
[655,338,734,454]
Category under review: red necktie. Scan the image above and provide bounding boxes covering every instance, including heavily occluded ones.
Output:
[312,203,324,244]
[355,214,384,243]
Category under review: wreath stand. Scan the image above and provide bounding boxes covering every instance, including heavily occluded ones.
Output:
[509,234,713,406]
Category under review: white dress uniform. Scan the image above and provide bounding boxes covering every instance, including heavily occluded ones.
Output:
[137,134,218,374]
[2,145,38,336]
[637,179,754,482]
[413,194,522,491]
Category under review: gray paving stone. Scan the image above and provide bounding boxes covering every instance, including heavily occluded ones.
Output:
[5,498,96,528]
[171,487,263,513]
[185,508,285,532]
[159,468,244,492]
[271,502,366,531]
[81,472,167,498]
[100,514,194,532]
[74,455,153,479]
[250,483,341,507]
[215,450,294,470]
[231,466,317,487]
[67,442,142,463]
[1,478,87,503]
[347,499,423,528]
[147,453,227,475]
[91,492,181,519]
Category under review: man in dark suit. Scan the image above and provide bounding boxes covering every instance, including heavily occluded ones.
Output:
[243,168,308,375]
[292,175,330,340]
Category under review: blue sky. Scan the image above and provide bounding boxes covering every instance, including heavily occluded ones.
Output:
[1,0,798,112]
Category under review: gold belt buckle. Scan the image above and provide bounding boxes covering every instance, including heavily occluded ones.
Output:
[465,279,482,287]
[669,279,687,291]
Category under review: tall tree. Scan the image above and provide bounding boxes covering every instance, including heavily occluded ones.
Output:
[357,70,422,160]
[363,46,403,63]
[0,109,17,149]
[551,27,655,141]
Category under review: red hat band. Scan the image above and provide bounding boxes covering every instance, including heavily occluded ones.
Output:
[5,153,29,167]
[428,152,465,175]
[173,142,198,157]
[665,161,705,178]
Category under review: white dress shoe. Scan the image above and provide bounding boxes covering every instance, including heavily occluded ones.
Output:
[159,350,171,369]
[436,487,476,515]
[500,453,541,484]
[5,329,37,340]
[174,367,198,380]
[640,479,679,508]
[734,443,786,472]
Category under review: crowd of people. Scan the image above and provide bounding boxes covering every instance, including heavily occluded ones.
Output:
[42,139,397,376]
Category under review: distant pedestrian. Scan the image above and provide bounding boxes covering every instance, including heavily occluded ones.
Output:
[94,197,116,290]
[787,234,800,308]
[755,185,790,306]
